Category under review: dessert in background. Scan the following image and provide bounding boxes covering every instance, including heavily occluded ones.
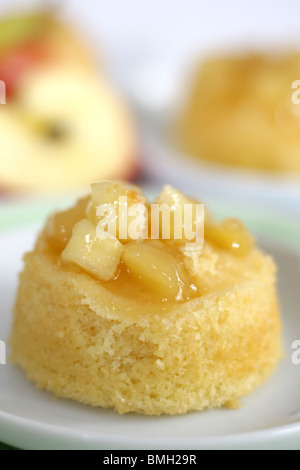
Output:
[0,11,138,192]
[177,52,300,172]
[11,181,282,415]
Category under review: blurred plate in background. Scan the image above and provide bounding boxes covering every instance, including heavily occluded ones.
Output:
[142,117,300,215]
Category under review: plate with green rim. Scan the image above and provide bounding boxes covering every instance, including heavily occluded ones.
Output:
[0,196,300,450]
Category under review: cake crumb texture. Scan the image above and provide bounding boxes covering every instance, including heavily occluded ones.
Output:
[10,235,282,415]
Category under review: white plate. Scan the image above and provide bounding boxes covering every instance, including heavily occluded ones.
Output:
[0,207,300,450]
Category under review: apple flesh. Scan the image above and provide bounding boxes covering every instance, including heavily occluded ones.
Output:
[0,12,139,193]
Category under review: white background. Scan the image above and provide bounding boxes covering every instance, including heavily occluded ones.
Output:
[1,1,300,75]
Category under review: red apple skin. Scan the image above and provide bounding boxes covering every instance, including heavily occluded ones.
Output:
[0,13,93,98]
[121,158,143,183]
[0,14,141,194]
[0,41,49,98]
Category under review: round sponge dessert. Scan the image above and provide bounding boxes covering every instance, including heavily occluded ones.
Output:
[10,182,282,415]
[177,52,300,172]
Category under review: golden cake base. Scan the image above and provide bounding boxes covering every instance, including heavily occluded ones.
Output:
[10,236,282,415]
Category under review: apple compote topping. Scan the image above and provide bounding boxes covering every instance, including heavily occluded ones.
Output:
[205,218,255,256]
[45,196,89,252]
[45,181,255,303]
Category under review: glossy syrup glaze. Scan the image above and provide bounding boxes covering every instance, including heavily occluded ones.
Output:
[44,183,255,307]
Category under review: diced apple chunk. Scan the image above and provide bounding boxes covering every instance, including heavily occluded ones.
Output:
[152,185,203,245]
[205,218,255,256]
[122,242,191,301]
[88,181,148,242]
[62,219,124,281]
[91,181,144,207]
[45,196,90,252]
[155,184,191,208]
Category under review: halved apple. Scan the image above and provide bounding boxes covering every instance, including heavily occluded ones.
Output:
[0,12,139,193]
